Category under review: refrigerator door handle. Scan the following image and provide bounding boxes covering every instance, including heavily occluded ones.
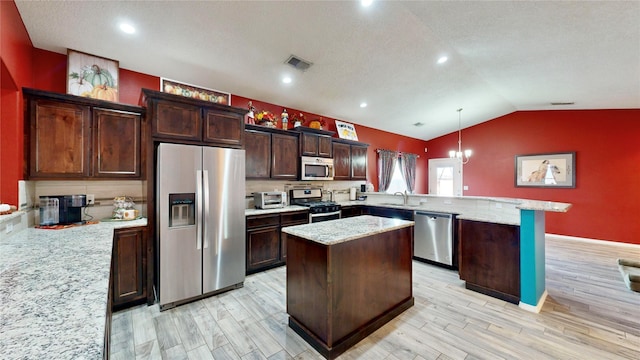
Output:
[196,170,203,250]
[203,170,210,249]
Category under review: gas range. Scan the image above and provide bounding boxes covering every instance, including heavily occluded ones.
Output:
[290,188,342,221]
[297,201,341,214]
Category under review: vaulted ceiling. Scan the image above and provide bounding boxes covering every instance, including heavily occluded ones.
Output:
[15,1,640,140]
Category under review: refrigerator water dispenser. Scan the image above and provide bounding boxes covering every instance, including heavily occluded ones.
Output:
[169,193,195,227]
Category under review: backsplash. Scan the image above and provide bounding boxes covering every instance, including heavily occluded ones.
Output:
[31,180,146,222]
[245,179,367,208]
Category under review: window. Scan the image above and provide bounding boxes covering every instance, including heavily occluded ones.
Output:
[385,159,407,194]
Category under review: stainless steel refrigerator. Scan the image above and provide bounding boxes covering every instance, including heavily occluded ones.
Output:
[157,143,245,310]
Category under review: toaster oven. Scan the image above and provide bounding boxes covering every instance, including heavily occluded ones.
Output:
[254,191,287,209]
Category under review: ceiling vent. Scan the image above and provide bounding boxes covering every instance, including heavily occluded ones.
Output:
[550,102,575,106]
[413,122,425,127]
[285,55,313,72]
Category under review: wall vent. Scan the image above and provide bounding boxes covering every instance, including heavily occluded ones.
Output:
[285,55,313,72]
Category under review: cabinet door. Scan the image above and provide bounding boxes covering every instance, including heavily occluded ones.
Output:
[280,210,309,262]
[93,108,142,178]
[300,133,319,156]
[245,130,271,178]
[203,108,244,148]
[246,225,281,273]
[341,206,362,218]
[351,144,368,180]
[152,99,201,141]
[318,135,333,157]
[332,142,351,180]
[459,220,520,303]
[271,133,299,179]
[29,99,91,178]
[112,227,147,308]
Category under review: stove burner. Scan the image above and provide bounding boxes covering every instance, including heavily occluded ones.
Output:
[292,200,341,214]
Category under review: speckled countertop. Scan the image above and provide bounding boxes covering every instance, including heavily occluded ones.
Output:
[282,215,414,245]
[0,218,147,360]
[245,195,571,226]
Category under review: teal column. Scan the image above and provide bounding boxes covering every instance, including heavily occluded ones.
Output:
[520,209,546,307]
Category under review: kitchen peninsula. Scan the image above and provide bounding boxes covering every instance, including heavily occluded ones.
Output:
[282,215,414,359]
[0,216,147,359]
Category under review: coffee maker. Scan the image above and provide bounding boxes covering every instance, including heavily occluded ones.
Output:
[39,195,87,225]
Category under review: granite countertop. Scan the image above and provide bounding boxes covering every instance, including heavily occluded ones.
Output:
[244,205,308,216]
[282,215,414,245]
[0,218,147,360]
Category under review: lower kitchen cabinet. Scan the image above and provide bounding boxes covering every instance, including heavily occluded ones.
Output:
[111,226,148,310]
[364,206,414,221]
[341,206,363,218]
[458,219,520,304]
[246,210,308,274]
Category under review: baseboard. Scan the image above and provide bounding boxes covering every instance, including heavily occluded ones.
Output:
[545,233,640,249]
[519,289,548,313]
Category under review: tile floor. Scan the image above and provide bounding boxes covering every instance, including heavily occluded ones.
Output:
[110,235,640,359]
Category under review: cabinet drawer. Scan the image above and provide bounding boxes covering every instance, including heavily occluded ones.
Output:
[246,214,280,228]
[281,211,309,226]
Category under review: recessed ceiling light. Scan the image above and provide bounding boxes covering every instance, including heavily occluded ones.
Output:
[360,102,367,108]
[119,23,136,34]
[437,56,448,64]
[361,0,373,7]
[282,76,292,84]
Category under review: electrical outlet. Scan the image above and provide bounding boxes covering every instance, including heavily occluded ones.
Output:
[86,194,95,206]
[444,199,452,205]
[6,223,13,234]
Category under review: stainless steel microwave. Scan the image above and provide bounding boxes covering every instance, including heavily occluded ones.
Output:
[300,156,334,181]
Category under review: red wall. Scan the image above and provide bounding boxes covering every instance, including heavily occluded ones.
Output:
[424,110,640,244]
[1,0,33,205]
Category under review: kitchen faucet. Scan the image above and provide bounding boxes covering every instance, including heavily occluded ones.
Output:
[393,190,409,205]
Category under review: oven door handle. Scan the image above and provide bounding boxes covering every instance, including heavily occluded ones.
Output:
[309,210,342,222]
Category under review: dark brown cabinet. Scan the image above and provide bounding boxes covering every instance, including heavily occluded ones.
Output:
[142,88,246,148]
[93,108,142,178]
[271,133,299,179]
[340,206,363,218]
[363,206,414,221]
[458,220,520,304]
[332,139,369,180]
[23,88,144,180]
[245,125,298,180]
[246,214,282,274]
[300,132,332,157]
[245,130,271,178]
[111,226,149,310]
[246,210,308,274]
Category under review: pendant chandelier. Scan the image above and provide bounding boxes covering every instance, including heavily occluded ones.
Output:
[449,108,472,164]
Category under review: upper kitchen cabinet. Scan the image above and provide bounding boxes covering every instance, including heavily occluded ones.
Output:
[93,108,142,178]
[141,89,246,148]
[23,88,144,180]
[332,138,368,181]
[245,125,298,180]
[292,127,333,158]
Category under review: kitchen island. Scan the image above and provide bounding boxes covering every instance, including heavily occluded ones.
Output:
[282,215,414,359]
[0,216,147,360]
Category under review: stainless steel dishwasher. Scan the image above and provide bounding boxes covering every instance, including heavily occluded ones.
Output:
[414,211,454,267]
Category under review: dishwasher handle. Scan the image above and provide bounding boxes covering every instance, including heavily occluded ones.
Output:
[414,211,453,219]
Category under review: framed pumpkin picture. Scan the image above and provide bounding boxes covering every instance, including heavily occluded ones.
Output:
[67,49,119,102]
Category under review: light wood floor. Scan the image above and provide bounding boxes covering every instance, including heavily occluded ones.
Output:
[110,235,640,359]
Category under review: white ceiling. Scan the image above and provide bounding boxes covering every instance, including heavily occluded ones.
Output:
[15,1,640,141]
